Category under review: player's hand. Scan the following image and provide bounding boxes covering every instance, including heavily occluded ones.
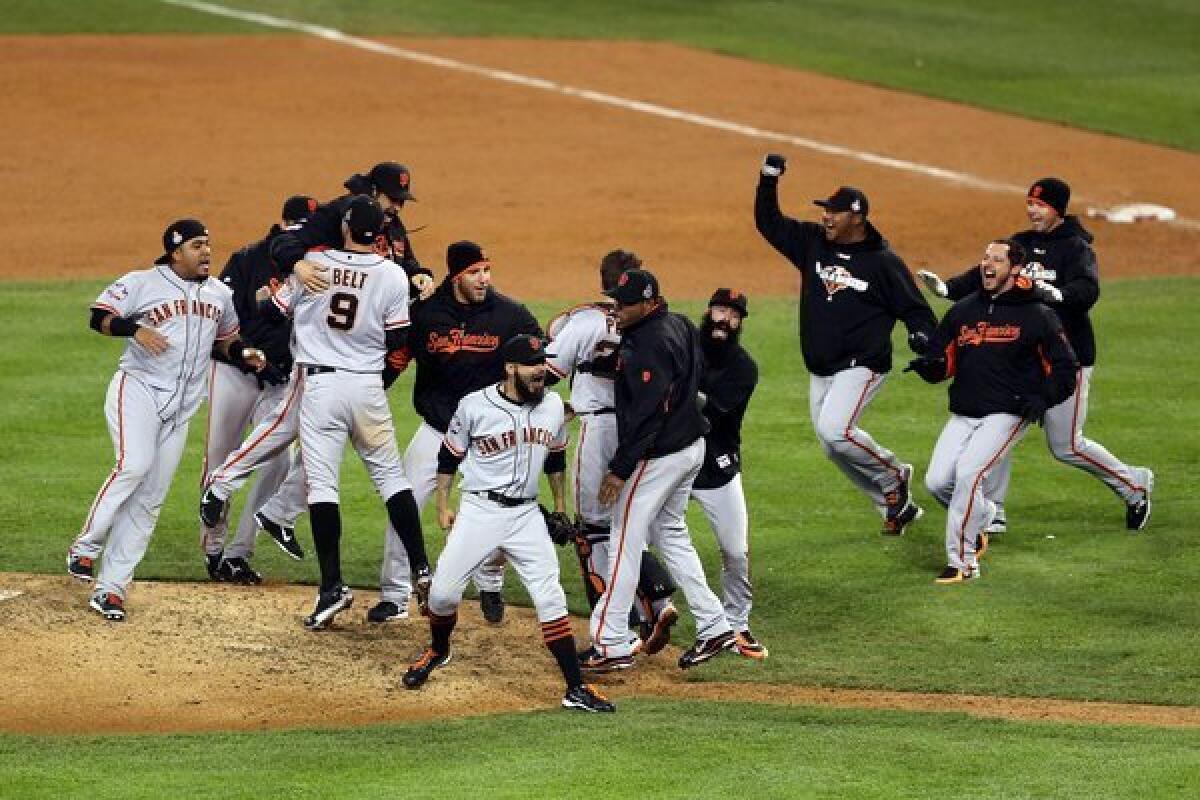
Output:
[241,347,267,371]
[1017,395,1048,426]
[411,272,435,301]
[907,330,931,355]
[761,153,787,178]
[917,270,949,298]
[437,503,456,532]
[256,362,288,387]
[133,326,169,355]
[598,472,625,507]
[1034,280,1063,304]
[295,259,330,293]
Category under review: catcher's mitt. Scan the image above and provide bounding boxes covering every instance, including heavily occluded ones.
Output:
[539,504,576,546]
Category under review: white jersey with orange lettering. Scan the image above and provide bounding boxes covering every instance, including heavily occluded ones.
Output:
[71,266,239,603]
[274,248,410,372]
[546,301,619,414]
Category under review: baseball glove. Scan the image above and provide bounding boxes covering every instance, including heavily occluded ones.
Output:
[540,504,576,546]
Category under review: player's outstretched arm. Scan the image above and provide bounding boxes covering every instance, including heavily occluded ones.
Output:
[89,308,169,355]
[434,472,456,531]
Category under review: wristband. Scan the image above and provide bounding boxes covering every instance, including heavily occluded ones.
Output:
[228,339,246,363]
[109,316,140,337]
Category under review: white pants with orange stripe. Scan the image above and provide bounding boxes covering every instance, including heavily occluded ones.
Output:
[589,438,730,658]
[205,366,305,509]
[983,367,1149,510]
[71,372,192,599]
[691,473,752,632]
[809,368,908,515]
[380,422,507,604]
[427,492,567,623]
[200,362,296,559]
[926,413,1028,572]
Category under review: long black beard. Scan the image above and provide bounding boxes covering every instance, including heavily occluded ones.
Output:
[700,315,741,360]
[514,372,545,404]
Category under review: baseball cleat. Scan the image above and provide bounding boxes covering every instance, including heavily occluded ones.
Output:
[1126,469,1154,531]
[205,553,223,581]
[402,646,452,689]
[984,515,1008,536]
[366,600,409,623]
[479,590,505,624]
[578,646,635,674]
[733,630,769,660]
[255,512,304,560]
[641,603,679,656]
[883,464,914,515]
[216,557,263,585]
[414,567,433,617]
[66,553,95,583]
[303,584,353,630]
[562,684,616,713]
[881,502,923,536]
[678,631,737,669]
[89,592,125,622]
[934,565,980,584]
[199,488,227,528]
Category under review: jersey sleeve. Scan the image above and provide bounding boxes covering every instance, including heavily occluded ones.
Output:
[442,399,472,458]
[384,265,412,330]
[550,401,569,452]
[216,285,241,339]
[92,271,141,318]
[545,313,582,379]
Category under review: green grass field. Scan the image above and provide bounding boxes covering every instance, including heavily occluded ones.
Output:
[4,0,1197,150]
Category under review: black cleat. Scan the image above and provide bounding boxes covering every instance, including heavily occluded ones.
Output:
[578,646,635,673]
[479,590,505,624]
[678,631,736,669]
[562,684,616,713]
[206,552,223,580]
[255,511,304,560]
[1126,469,1154,532]
[216,557,263,585]
[199,487,227,528]
[366,600,408,623]
[89,592,125,622]
[641,603,678,656]
[303,584,353,630]
[402,646,452,689]
[66,553,95,583]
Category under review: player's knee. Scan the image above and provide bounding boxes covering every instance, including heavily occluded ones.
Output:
[813,416,848,447]
[307,487,340,506]
[1047,436,1079,462]
[427,584,461,618]
[533,585,569,622]
[925,469,952,498]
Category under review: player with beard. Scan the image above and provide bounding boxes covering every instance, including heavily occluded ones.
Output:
[690,289,766,658]
[400,334,614,713]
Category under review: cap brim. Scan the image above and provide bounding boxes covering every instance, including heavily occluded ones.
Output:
[385,190,415,202]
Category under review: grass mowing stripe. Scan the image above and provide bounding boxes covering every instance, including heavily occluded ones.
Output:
[2,699,1199,799]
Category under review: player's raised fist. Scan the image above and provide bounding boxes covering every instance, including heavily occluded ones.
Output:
[761,153,787,178]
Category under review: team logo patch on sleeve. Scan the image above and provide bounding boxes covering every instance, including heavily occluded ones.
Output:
[642,369,652,383]
[105,282,129,301]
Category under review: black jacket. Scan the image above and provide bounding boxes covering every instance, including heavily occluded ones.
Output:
[609,304,709,481]
[755,175,936,375]
[695,342,758,490]
[921,284,1078,418]
[409,281,541,433]
[268,194,430,283]
[946,216,1099,365]
[214,225,293,373]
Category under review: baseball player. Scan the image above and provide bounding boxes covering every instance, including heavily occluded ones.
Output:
[267,196,432,629]
[368,240,542,626]
[199,194,315,585]
[692,288,766,658]
[271,161,434,300]
[68,219,266,620]
[907,239,1077,582]
[755,153,937,535]
[918,178,1154,533]
[582,269,734,672]
[401,334,614,713]
[544,249,680,656]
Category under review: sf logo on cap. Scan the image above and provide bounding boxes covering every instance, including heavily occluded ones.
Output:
[171,231,184,245]
[529,336,541,350]
[850,199,861,212]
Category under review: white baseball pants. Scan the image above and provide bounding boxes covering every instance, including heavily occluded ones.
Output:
[691,473,753,632]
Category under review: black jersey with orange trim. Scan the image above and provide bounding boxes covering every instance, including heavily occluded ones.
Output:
[694,341,758,490]
[945,216,1099,366]
[924,284,1078,418]
[408,281,541,433]
[609,303,709,481]
[755,174,936,376]
[214,224,293,373]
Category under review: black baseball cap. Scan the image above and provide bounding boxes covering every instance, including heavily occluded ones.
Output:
[281,194,317,223]
[1028,177,1070,216]
[155,218,208,265]
[501,334,547,366]
[604,268,660,305]
[814,186,869,216]
[708,287,749,317]
[343,195,385,245]
[369,162,415,202]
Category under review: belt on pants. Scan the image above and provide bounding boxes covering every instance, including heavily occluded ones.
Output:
[577,408,615,416]
[303,365,336,376]
[473,491,537,507]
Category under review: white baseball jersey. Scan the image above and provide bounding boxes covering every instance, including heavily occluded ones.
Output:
[546,302,619,413]
[274,249,410,371]
[93,266,239,420]
[443,385,568,498]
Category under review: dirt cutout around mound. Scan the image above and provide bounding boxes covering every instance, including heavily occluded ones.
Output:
[3,574,1198,735]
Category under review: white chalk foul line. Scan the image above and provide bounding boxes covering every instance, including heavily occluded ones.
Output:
[164,0,1198,232]
[0,589,25,603]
